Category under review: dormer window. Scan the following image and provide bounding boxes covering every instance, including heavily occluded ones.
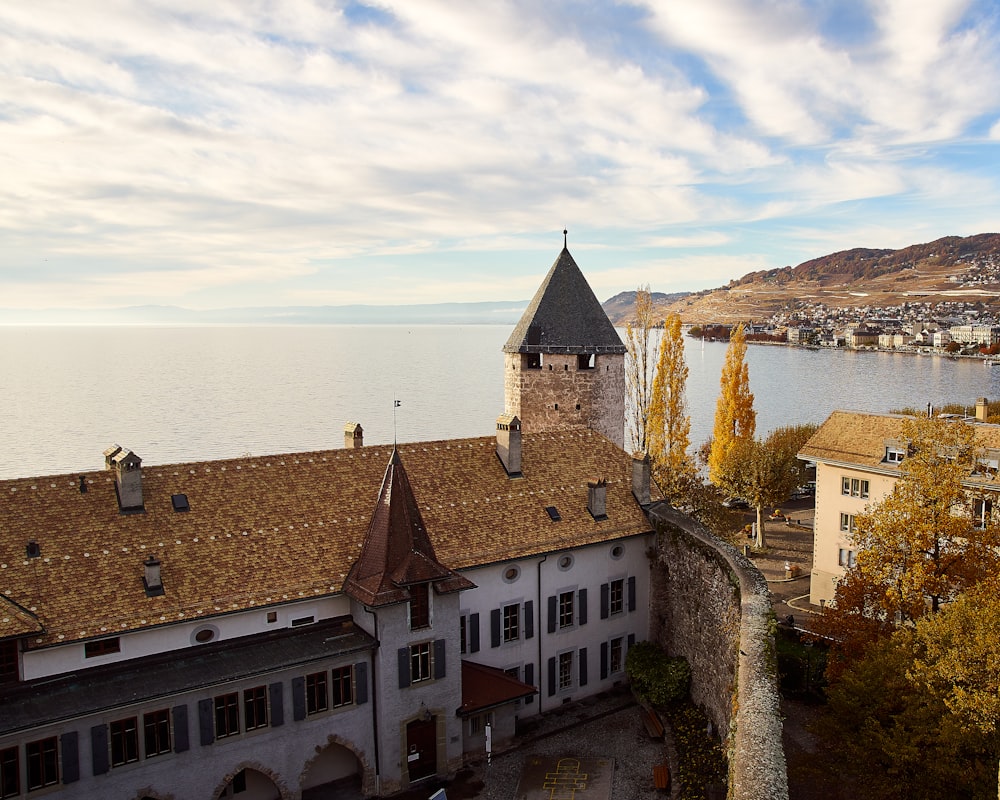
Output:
[410,583,430,630]
[885,448,905,464]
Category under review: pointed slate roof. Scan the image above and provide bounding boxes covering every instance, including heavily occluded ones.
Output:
[504,247,626,355]
[343,449,474,607]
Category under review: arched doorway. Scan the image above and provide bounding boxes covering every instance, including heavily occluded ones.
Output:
[216,767,281,800]
[301,741,362,799]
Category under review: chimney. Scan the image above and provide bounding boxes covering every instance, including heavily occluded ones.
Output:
[976,397,989,422]
[631,453,651,506]
[344,422,364,449]
[110,447,144,512]
[496,414,522,476]
[143,555,164,597]
[103,444,122,470]
[588,478,608,520]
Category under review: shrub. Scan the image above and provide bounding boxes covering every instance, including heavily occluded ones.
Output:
[625,641,691,706]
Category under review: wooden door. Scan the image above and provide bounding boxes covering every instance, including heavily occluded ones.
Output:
[405,716,437,781]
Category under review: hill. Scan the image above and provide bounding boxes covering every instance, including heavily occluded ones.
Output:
[608,233,1000,325]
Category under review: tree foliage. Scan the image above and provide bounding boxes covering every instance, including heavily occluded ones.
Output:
[625,286,657,453]
[625,640,692,707]
[708,323,755,484]
[648,312,693,502]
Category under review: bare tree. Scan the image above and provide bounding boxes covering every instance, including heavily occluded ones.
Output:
[625,286,657,453]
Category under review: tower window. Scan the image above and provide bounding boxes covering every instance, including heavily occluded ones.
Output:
[577,354,595,370]
[524,353,541,370]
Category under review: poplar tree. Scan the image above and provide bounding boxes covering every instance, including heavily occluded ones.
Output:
[647,312,693,501]
[708,323,755,485]
[625,286,657,454]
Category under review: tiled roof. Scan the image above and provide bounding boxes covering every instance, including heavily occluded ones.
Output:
[0,430,653,648]
[458,659,537,715]
[503,248,625,355]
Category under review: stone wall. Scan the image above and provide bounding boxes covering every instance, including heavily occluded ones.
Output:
[648,504,788,800]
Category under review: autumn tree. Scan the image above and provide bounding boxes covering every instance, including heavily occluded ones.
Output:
[713,423,816,548]
[707,323,755,485]
[625,286,657,453]
[647,312,693,502]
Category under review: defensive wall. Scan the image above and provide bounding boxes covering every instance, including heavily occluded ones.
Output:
[648,503,788,800]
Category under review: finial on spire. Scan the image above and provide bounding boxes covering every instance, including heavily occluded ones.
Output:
[563,228,568,248]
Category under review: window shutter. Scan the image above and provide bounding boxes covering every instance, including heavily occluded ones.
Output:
[269,682,284,726]
[198,698,215,745]
[578,588,587,626]
[59,731,78,784]
[628,633,636,649]
[292,676,307,721]
[433,639,447,680]
[524,600,534,639]
[491,608,501,648]
[470,612,480,653]
[579,647,588,687]
[355,662,369,705]
[172,704,190,752]
[547,595,557,633]
[600,642,608,680]
[627,576,637,612]
[524,662,535,704]
[397,647,411,689]
[600,583,610,619]
[90,724,109,776]
[547,657,556,697]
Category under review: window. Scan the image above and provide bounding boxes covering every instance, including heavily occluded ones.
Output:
[331,666,354,708]
[558,651,573,690]
[214,692,240,738]
[25,737,58,791]
[885,448,905,463]
[503,565,520,583]
[974,498,993,529]
[842,477,869,498]
[838,549,857,568]
[306,671,328,715]
[558,591,574,629]
[143,709,171,757]
[291,615,315,627]
[839,513,856,533]
[610,637,624,674]
[410,642,432,683]
[1,746,18,799]
[85,637,120,658]
[0,640,17,684]
[244,686,268,731]
[409,583,430,630]
[470,712,493,735]
[609,579,624,616]
[502,604,520,643]
[459,615,467,655]
[110,717,139,766]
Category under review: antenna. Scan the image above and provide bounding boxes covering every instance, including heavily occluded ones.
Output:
[563,228,568,248]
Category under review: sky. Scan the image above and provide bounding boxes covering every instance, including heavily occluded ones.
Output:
[2,0,1000,312]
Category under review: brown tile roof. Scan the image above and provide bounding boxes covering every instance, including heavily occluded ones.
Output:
[459,659,537,715]
[0,430,653,648]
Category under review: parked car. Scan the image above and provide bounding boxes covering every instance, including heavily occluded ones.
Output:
[722,497,750,509]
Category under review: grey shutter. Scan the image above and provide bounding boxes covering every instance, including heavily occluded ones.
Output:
[579,647,588,687]
[198,698,214,745]
[60,731,79,784]
[470,612,480,653]
[172,704,190,752]
[355,662,368,705]
[578,588,587,625]
[292,676,307,720]
[90,724,109,776]
[433,639,447,679]
[627,576,637,612]
[628,633,636,649]
[490,608,501,648]
[524,662,535,704]
[269,682,284,727]
[600,641,609,680]
[547,595,557,633]
[397,647,411,689]
[600,582,610,619]
[524,600,534,639]
[547,657,556,696]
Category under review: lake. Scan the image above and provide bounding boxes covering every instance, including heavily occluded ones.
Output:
[1,325,997,479]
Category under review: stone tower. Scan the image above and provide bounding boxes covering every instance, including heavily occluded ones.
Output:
[503,243,626,448]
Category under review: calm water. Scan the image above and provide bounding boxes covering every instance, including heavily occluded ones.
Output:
[1,325,997,479]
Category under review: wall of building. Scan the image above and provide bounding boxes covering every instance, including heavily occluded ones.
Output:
[648,504,788,800]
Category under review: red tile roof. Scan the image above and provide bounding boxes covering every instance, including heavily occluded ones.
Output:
[459,660,537,715]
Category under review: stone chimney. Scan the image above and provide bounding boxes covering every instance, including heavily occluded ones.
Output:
[588,477,608,520]
[976,397,989,422]
[143,555,164,597]
[344,422,364,449]
[496,414,522,476]
[108,446,144,512]
[631,453,651,506]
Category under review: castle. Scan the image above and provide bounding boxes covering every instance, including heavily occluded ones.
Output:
[0,246,658,799]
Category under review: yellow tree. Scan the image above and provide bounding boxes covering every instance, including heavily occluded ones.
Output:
[647,312,693,501]
[625,286,657,453]
[707,323,755,484]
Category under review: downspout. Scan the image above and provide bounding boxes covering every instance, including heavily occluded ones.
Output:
[536,554,547,713]
[366,607,382,797]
